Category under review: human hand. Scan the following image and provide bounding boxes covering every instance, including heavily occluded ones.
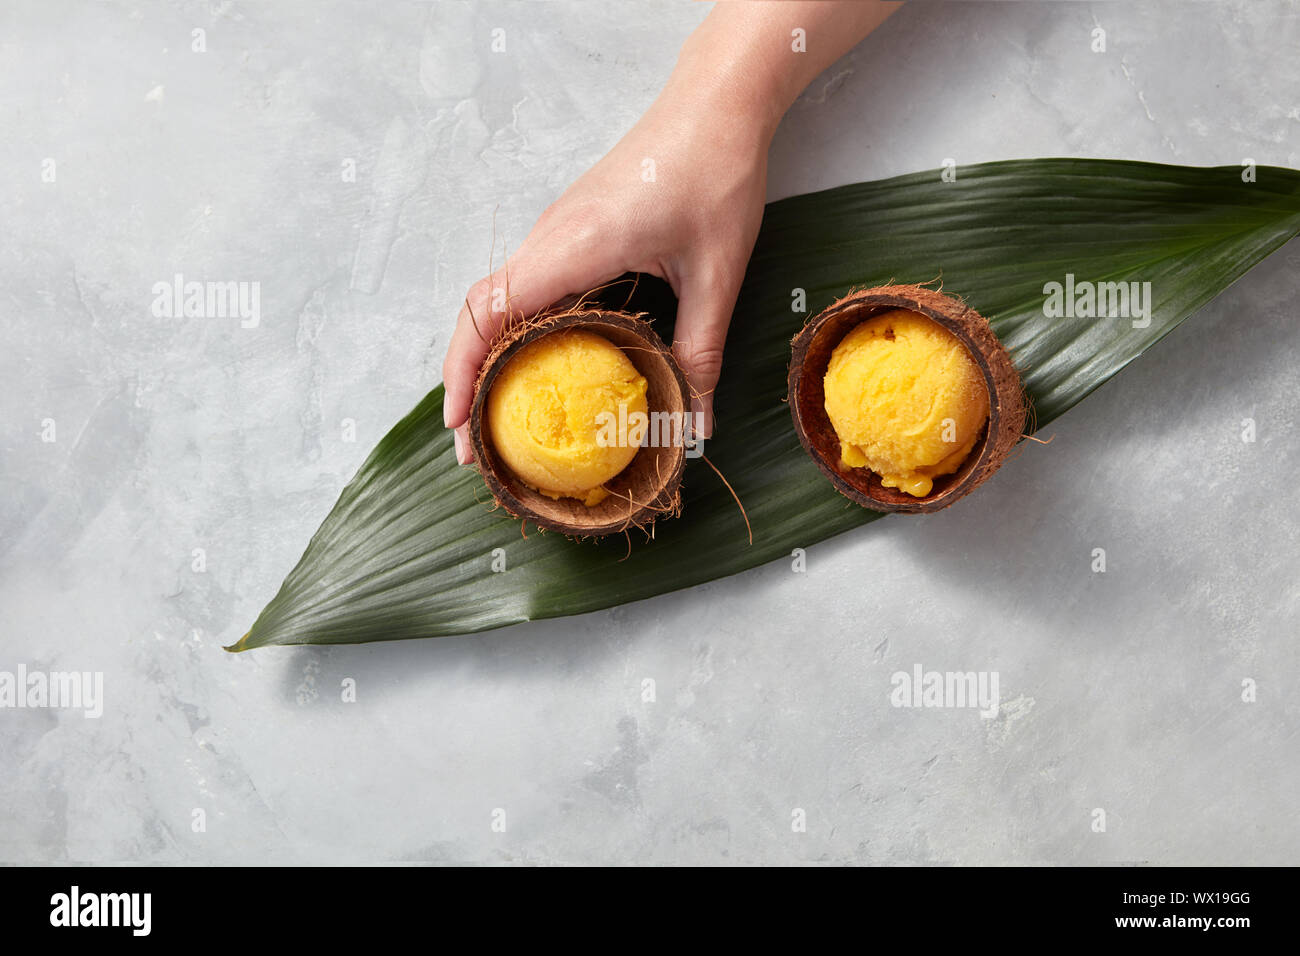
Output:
[441,1,901,464]
[441,85,772,463]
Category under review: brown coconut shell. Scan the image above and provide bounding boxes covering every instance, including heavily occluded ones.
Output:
[788,284,1027,514]
[468,306,690,537]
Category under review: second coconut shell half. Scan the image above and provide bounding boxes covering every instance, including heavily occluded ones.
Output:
[788,284,1028,514]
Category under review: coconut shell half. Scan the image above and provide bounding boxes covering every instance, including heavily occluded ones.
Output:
[788,284,1027,514]
[469,307,690,537]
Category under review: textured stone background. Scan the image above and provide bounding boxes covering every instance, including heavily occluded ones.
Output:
[1,0,1297,864]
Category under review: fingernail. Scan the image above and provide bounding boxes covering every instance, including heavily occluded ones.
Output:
[454,430,468,465]
[691,397,713,441]
[443,405,453,428]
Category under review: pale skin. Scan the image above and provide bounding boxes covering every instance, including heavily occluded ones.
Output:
[443,0,901,463]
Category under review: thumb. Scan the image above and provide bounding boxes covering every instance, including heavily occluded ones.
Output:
[671,268,737,441]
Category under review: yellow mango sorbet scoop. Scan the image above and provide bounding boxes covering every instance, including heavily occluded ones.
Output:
[486,329,648,506]
[822,309,989,498]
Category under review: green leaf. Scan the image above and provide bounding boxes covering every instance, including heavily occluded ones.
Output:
[230,159,1300,650]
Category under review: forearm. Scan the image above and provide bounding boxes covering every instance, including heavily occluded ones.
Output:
[658,1,901,146]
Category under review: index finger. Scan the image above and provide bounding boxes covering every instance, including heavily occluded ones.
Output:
[441,277,505,430]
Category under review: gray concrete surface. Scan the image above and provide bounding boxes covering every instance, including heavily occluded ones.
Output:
[1,1,1297,864]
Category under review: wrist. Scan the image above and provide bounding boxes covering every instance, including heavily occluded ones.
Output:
[661,29,793,149]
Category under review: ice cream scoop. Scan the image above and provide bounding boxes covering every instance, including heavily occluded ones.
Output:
[822,309,989,498]
[486,328,648,506]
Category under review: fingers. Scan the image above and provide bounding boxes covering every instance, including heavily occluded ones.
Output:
[442,276,507,438]
[441,216,623,445]
[671,263,740,441]
[452,423,471,466]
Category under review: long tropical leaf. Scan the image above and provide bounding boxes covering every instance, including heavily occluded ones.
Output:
[230,159,1300,650]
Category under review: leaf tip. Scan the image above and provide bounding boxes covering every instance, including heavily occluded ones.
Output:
[223,632,252,653]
